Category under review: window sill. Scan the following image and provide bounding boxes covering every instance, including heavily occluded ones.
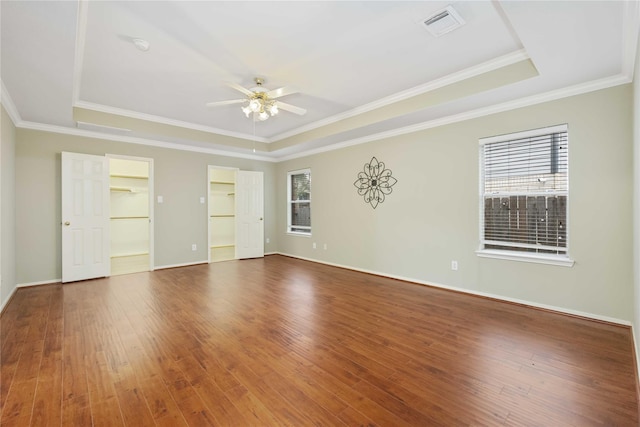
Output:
[287,231,311,237]
[476,249,574,267]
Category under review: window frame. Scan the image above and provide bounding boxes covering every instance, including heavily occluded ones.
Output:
[287,168,311,236]
[477,124,574,267]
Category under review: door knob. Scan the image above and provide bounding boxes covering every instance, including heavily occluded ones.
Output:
[259,217,263,221]
[64,221,70,226]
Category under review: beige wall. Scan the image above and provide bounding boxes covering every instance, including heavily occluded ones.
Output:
[1,106,17,308]
[7,84,636,324]
[277,85,634,322]
[15,130,277,284]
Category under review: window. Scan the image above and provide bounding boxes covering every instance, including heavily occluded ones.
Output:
[287,169,311,235]
[478,124,573,266]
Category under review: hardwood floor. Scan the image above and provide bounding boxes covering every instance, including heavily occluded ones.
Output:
[1,255,637,426]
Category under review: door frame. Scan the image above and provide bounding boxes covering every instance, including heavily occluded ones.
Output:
[107,154,155,272]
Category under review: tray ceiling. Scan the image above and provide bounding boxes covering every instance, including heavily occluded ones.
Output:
[1,1,638,160]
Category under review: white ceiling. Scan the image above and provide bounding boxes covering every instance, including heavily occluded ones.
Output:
[2,1,639,161]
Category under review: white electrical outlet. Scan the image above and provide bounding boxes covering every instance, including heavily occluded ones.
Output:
[266,238,270,244]
[451,260,458,271]
[313,242,317,249]
[192,244,197,251]
[157,195,163,204]
[323,243,328,250]
[200,196,205,204]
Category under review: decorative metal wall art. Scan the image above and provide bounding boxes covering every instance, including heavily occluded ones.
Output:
[353,157,397,209]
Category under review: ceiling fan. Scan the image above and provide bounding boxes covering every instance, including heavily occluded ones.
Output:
[206,77,307,121]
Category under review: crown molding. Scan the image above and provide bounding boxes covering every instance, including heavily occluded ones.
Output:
[7,72,630,165]
[17,120,277,162]
[71,49,528,147]
[274,73,630,162]
[270,49,530,142]
[0,80,23,125]
[73,100,270,143]
[71,50,528,147]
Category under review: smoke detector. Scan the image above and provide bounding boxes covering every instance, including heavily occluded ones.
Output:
[132,38,150,52]
[422,5,465,37]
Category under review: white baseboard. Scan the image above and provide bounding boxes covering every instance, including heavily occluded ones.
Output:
[17,278,61,288]
[0,286,18,314]
[154,260,208,270]
[633,324,640,394]
[276,252,631,327]
[1,279,63,314]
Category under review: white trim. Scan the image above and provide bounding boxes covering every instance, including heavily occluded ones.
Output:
[476,249,574,267]
[286,231,312,237]
[6,73,629,164]
[17,278,61,287]
[479,123,568,145]
[74,100,269,143]
[0,80,22,125]
[274,74,629,162]
[0,286,18,313]
[154,260,208,270]
[633,324,640,390]
[275,252,627,326]
[72,1,89,104]
[271,50,529,141]
[16,120,278,162]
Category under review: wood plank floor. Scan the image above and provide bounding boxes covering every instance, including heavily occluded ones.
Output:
[1,255,638,426]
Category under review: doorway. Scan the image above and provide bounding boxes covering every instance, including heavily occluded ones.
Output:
[208,166,237,262]
[108,155,154,275]
[208,166,264,262]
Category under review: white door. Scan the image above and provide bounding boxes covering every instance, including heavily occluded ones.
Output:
[235,171,264,259]
[61,152,110,282]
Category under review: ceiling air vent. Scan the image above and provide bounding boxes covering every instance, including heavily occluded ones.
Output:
[422,5,465,37]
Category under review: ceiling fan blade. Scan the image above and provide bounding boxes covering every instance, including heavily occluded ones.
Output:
[277,101,307,115]
[267,86,298,99]
[225,81,254,96]
[205,99,245,107]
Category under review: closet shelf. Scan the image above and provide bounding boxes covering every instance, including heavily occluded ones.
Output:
[210,244,235,249]
[110,216,149,220]
[110,186,133,192]
[110,174,148,179]
[111,251,149,259]
[210,214,235,218]
[210,180,235,185]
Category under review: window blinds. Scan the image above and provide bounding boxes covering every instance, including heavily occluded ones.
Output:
[480,125,568,254]
[288,170,311,233]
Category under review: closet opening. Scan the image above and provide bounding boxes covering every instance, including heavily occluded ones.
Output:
[208,166,238,263]
[108,155,154,275]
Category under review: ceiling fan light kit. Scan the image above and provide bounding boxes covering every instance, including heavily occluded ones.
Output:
[207,77,306,122]
[242,78,279,121]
